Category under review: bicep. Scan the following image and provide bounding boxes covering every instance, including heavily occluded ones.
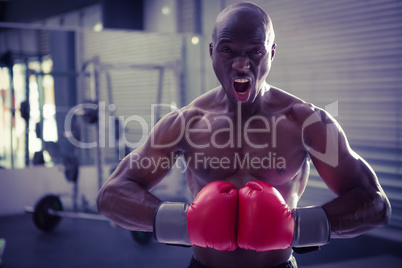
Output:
[302,107,378,195]
[111,146,175,190]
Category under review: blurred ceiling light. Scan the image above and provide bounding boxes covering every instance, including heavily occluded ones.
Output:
[191,36,200,45]
[93,22,103,32]
[161,6,170,15]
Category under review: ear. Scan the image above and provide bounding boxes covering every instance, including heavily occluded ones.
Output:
[209,43,213,58]
[271,43,277,61]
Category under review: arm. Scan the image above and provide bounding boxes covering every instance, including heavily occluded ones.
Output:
[96,111,183,232]
[300,104,391,239]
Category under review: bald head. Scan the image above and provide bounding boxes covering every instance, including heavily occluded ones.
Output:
[212,2,275,45]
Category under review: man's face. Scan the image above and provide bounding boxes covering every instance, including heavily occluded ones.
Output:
[210,10,275,105]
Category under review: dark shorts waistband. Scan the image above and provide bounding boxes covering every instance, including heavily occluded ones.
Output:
[187,255,297,268]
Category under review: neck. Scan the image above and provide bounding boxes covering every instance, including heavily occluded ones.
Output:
[223,82,270,116]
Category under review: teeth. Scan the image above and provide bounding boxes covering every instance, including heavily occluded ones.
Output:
[234,78,249,83]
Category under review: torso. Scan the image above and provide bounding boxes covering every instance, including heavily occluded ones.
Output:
[177,85,311,267]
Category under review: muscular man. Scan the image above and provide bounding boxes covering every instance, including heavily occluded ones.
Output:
[97,2,391,268]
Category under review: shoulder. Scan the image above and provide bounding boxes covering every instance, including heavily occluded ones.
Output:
[152,105,198,135]
[266,85,341,136]
[188,86,223,111]
[148,90,219,149]
[155,86,222,127]
[265,86,318,120]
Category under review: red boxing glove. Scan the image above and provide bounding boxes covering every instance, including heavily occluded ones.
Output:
[187,181,238,251]
[238,180,294,252]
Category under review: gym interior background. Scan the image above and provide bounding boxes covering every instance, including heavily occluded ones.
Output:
[0,0,401,267]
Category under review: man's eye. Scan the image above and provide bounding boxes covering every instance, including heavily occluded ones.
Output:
[221,47,232,53]
[251,49,263,54]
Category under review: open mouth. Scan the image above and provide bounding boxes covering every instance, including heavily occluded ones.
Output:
[232,78,251,102]
[233,78,251,94]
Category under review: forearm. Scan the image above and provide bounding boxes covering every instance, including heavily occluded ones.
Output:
[322,186,391,239]
[97,178,161,232]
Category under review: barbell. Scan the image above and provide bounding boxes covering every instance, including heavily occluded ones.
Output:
[25,195,153,244]
[24,195,108,232]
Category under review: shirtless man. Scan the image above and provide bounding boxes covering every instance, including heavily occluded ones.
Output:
[97,2,391,268]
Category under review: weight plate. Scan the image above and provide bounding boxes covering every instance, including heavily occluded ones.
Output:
[33,195,63,232]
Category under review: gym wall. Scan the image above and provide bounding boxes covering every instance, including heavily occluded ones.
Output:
[77,29,184,164]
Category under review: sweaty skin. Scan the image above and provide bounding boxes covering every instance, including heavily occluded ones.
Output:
[97,3,391,268]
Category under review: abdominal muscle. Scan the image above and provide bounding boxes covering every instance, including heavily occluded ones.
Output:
[193,246,293,268]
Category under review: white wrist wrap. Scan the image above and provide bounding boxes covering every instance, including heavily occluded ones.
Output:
[153,202,191,245]
[292,206,331,247]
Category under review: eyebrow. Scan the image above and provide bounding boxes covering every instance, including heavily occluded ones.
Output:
[216,38,233,46]
[216,31,267,45]
[216,38,266,47]
[250,40,266,45]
